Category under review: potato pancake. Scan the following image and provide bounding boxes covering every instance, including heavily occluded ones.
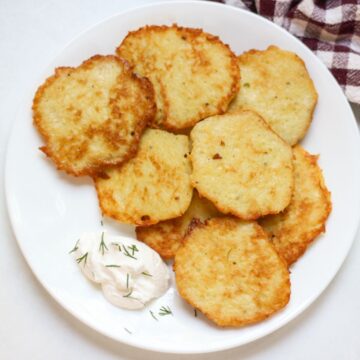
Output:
[229,46,317,145]
[94,129,192,226]
[136,191,219,259]
[174,217,290,327]
[33,55,155,176]
[190,110,294,220]
[116,25,239,130]
[260,146,331,266]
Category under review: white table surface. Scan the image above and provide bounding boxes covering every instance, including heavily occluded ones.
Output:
[1,1,360,359]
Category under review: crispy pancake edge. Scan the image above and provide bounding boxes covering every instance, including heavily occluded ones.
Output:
[33,54,156,176]
[116,24,240,130]
[190,110,294,220]
[261,145,332,266]
[174,217,291,327]
[232,45,318,145]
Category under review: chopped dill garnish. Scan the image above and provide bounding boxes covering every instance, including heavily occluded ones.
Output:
[69,239,80,254]
[122,245,137,260]
[128,244,139,256]
[123,288,133,298]
[159,306,173,316]
[76,252,88,266]
[126,273,130,289]
[141,271,152,277]
[124,328,132,334]
[100,219,104,227]
[122,288,140,301]
[105,264,121,268]
[150,310,158,321]
[226,248,233,260]
[111,242,122,252]
[99,232,108,255]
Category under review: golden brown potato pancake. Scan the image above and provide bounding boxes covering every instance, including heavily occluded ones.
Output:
[94,129,192,226]
[116,24,239,130]
[174,217,290,327]
[136,191,219,259]
[229,46,317,145]
[260,146,332,266]
[33,55,155,176]
[190,110,294,220]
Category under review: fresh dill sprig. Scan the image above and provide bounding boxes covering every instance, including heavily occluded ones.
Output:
[150,310,158,321]
[105,264,121,268]
[122,288,140,302]
[76,252,88,266]
[122,245,137,260]
[99,232,108,255]
[158,306,173,316]
[128,244,139,257]
[123,288,133,298]
[69,239,80,254]
[100,219,104,227]
[124,328,132,334]
[126,273,130,289]
[141,271,152,277]
[111,242,122,252]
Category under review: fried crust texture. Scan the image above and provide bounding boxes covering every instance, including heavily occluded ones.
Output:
[136,191,219,259]
[260,145,332,266]
[116,25,239,130]
[191,110,294,220]
[229,46,317,145]
[94,129,193,226]
[174,217,290,327]
[33,55,156,176]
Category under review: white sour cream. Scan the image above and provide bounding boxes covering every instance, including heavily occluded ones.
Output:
[71,232,170,310]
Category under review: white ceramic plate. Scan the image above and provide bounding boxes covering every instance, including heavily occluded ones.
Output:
[5,0,360,354]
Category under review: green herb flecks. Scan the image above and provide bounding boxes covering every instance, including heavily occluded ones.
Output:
[126,273,130,289]
[128,244,139,257]
[141,271,152,277]
[123,288,133,298]
[194,309,198,317]
[124,328,132,334]
[159,306,173,316]
[69,239,80,254]
[99,232,108,255]
[76,252,88,266]
[226,248,233,260]
[111,242,122,252]
[105,264,121,268]
[122,288,141,302]
[150,310,158,321]
[123,288,136,299]
[122,245,137,260]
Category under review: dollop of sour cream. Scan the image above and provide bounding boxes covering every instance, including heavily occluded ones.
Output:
[71,232,170,310]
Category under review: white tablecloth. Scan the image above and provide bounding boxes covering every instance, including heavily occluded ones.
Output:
[1,1,360,359]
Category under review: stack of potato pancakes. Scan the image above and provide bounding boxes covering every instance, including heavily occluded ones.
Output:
[33,25,331,327]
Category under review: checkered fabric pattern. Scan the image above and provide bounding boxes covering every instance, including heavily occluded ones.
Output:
[210,0,360,104]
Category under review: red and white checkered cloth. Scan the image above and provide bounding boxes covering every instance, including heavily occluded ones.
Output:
[210,0,360,104]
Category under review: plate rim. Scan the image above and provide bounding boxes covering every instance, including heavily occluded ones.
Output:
[5,0,360,354]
